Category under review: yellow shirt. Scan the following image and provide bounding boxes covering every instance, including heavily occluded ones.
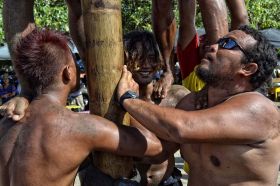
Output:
[182,66,205,92]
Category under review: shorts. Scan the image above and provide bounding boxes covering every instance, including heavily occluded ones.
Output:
[177,34,205,92]
[159,167,183,186]
[79,163,140,186]
[176,34,200,79]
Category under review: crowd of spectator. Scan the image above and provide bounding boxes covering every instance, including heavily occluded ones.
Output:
[0,70,19,105]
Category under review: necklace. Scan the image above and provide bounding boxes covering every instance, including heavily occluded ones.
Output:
[194,86,254,110]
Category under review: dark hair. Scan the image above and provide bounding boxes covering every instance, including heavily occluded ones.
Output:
[239,25,278,89]
[123,30,163,71]
[13,28,71,95]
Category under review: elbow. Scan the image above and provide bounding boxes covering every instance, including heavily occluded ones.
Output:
[171,120,192,144]
[151,140,163,157]
[164,120,187,144]
[173,130,185,144]
[146,138,163,157]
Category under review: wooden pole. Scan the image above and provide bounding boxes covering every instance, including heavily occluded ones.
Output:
[81,0,133,179]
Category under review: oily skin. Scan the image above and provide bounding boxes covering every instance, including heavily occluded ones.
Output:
[117,30,280,186]
[0,46,162,186]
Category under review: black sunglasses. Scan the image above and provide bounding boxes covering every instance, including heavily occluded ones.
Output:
[217,37,248,58]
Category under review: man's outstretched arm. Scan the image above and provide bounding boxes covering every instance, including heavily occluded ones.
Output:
[198,0,228,44]
[177,0,196,50]
[117,66,279,145]
[225,0,249,30]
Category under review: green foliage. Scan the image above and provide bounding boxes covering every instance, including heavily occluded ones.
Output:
[0,0,69,44]
[195,4,203,28]
[246,0,280,29]
[0,0,279,44]
[121,0,152,33]
[34,0,69,33]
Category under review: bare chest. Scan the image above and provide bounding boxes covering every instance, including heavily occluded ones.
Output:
[180,142,279,183]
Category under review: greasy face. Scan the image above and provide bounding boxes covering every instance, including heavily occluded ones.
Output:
[126,42,161,85]
[197,30,257,87]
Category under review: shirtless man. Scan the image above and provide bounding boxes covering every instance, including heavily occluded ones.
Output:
[152,0,249,92]
[152,0,228,80]
[117,25,280,185]
[0,27,162,186]
[124,30,189,185]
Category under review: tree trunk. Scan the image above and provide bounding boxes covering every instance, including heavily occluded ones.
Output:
[81,0,133,179]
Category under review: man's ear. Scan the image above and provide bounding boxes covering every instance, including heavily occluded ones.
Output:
[240,63,258,77]
[62,65,71,83]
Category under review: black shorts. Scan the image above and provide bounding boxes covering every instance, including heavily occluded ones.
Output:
[79,163,141,186]
[159,167,183,186]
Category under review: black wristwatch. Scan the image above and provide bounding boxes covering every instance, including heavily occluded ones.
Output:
[119,90,139,110]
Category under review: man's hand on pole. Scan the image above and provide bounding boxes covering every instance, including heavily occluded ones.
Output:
[117,65,139,102]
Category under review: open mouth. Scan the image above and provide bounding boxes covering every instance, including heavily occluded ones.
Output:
[138,71,152,76]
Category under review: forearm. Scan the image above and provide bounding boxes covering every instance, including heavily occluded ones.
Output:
[198,0,228,43]
[177,0,197,49]
[123,98,183,143]
[154,21,176,74]
[156,20,176,67]
[152,0,176,66]
[225,0,249,30]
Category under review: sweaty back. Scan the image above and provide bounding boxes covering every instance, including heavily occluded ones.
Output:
[0,98,84,186]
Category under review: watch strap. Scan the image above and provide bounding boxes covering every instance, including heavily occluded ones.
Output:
[119,90,139,111]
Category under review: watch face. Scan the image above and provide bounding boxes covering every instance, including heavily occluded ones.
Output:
[126,90,138,98]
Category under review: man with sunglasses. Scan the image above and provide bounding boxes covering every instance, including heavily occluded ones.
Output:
[217,37,248,58]
[117,25,280,185]
[152,0,249,93]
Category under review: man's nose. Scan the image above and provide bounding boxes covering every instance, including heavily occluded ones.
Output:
[204,44,218,53]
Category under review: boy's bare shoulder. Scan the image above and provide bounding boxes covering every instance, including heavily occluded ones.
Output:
[162,85,191,107]
[169,85,190,96]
